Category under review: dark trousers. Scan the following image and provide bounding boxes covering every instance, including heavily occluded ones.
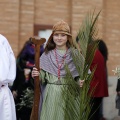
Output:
[16,106,31,120]
[89,97,103,120]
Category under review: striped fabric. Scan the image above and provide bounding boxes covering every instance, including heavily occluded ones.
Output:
[39,72,75,120]
[40,48,79,78]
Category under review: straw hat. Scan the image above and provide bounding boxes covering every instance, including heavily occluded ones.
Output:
[47,20,72,43]
[52,20,72,36]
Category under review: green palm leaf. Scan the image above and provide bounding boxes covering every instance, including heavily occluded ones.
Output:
[63,11,100,120]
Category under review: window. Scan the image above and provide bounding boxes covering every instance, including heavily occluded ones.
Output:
[34,24,52,47]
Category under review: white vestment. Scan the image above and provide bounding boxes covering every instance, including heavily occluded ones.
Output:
[0,34,16,120]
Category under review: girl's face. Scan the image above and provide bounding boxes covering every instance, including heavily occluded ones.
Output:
[53,33,68,49]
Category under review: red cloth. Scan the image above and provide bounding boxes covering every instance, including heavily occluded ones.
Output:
[89,49,108,97]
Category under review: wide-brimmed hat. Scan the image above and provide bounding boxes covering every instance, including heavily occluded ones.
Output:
[53,20,72,36]
[47,20,72,43]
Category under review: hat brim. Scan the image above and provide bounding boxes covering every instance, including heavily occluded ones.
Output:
[54,31,72,36]
[46,31,72,46]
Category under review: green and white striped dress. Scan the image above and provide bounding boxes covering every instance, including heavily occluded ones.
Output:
[39,49,79,120]
[40,70,69,120]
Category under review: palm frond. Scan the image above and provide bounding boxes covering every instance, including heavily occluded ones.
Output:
[17,88,34,110]
[63,11,101,120]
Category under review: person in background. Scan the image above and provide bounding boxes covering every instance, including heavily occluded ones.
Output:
[11,38,44,120]
[97,40,108,64]
[97,39,109,120]
[116,77,120,115]
[0,34,16,120]
[88,40,109,120]
[76,37,108,120]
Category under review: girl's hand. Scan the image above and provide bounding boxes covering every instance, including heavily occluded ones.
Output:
[78,80,84,87]
[32,67,40,78]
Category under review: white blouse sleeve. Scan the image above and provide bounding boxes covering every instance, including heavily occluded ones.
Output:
[0,35,16,87]
[7,46,16,83]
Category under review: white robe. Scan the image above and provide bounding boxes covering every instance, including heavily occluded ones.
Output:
[0,34,16,120]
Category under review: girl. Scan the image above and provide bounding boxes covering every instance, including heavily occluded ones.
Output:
[32,20,84,120]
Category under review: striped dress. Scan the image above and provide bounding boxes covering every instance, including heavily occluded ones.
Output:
[39,70,69,120]
[39,49,79,120]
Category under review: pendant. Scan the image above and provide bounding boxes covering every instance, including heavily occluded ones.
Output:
[55,80,62,85]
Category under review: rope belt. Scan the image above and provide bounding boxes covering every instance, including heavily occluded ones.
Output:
[47,81,69,85]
